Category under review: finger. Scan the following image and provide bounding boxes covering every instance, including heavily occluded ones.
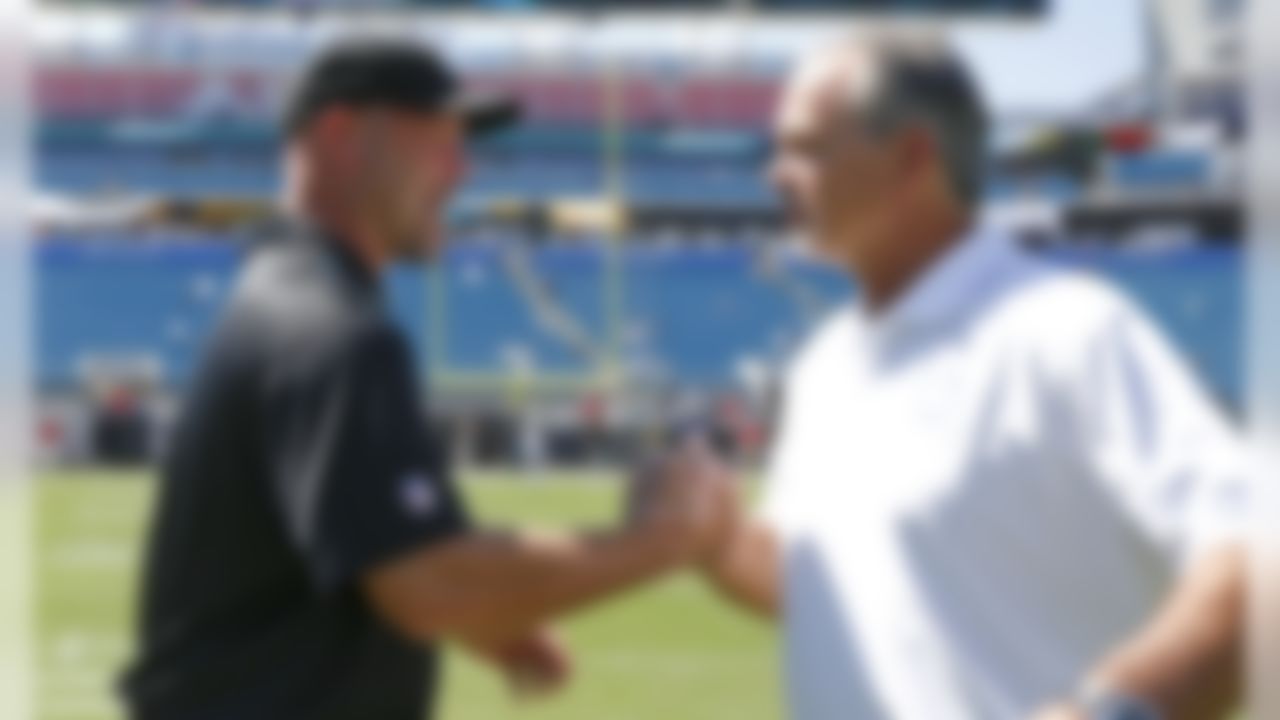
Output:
[536,646,572,687]
[625,459,667,523]
[508,648,571,699]
[531,631,572,681]
[665,444,710,486]
[510,666,553,700]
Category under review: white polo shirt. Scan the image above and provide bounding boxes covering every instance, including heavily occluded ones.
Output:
[763,229,1249,720]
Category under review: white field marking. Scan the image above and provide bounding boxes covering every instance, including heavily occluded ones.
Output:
[588,648,768,671]
[463,476,619,489]
[39,676,111,692]
[450,648,765,675]
[39,630,130,693]
[43,542,136,571]
[40,670,115,688]
[43,631,127,663]
[38,693,120,720]
[61,501,147,525]
[38,647,125,720]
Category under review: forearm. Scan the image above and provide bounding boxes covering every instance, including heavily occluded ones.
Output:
[369,526,683,646]
[703,517,781,620]
[1079,544,1245,720]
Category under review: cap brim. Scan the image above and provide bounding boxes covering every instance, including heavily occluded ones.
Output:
[450,93,522,138]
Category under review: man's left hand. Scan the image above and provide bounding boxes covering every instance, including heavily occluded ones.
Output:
[472,628,574,700]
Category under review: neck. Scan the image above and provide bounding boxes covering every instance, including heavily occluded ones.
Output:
[851,201,972,314]
[281,159,385,275]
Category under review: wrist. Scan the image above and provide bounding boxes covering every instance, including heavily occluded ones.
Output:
[699,527,732,574]
[699,513,745,582]
[1075,678,1164,720]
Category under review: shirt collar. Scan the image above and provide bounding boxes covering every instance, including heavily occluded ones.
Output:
[261,214,380,294]
[318,229,379,293]
[861,227,1012,338]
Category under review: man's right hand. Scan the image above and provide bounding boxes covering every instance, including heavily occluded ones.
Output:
[625,438,780,619]
[365,437,750,651]
[625,437,741,567]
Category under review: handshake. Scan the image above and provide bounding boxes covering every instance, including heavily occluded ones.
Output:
[473,435,747,696]
[623,435,745,575]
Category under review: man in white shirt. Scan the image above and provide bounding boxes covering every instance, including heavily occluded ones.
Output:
[661,33,1249,720]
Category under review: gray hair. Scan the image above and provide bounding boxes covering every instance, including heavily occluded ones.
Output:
[849,34,990,207]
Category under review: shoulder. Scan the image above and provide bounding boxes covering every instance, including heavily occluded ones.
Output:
[226,244,405,384]
[980,251,1146,361]
[233,241,363,326]
[967,252,1190,416]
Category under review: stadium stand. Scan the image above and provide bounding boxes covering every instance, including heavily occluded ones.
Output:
[37,236,1242,409]
[30,15,1246,468]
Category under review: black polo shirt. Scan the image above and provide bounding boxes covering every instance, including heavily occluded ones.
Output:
[121,224,469,720]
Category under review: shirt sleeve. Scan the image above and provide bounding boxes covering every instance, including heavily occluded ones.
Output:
[260,325,470,592]
[1075,299,1251,572]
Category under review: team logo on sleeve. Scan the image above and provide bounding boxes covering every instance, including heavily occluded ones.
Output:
[399,473,439,517]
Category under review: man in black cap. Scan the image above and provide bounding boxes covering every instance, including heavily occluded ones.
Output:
[120,39,734,720]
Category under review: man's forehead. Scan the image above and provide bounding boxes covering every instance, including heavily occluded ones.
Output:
[776,44,881,134]
[376,107,464,138]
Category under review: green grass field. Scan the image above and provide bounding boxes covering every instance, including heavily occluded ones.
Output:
[36,469,780,720]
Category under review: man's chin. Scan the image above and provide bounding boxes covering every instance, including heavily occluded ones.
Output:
[418,235,445,263]
[394,234,443,263]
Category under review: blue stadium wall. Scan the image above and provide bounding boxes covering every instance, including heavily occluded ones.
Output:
[37,238,1243,410]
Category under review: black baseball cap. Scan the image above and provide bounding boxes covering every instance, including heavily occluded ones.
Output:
[283,38,520,138]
